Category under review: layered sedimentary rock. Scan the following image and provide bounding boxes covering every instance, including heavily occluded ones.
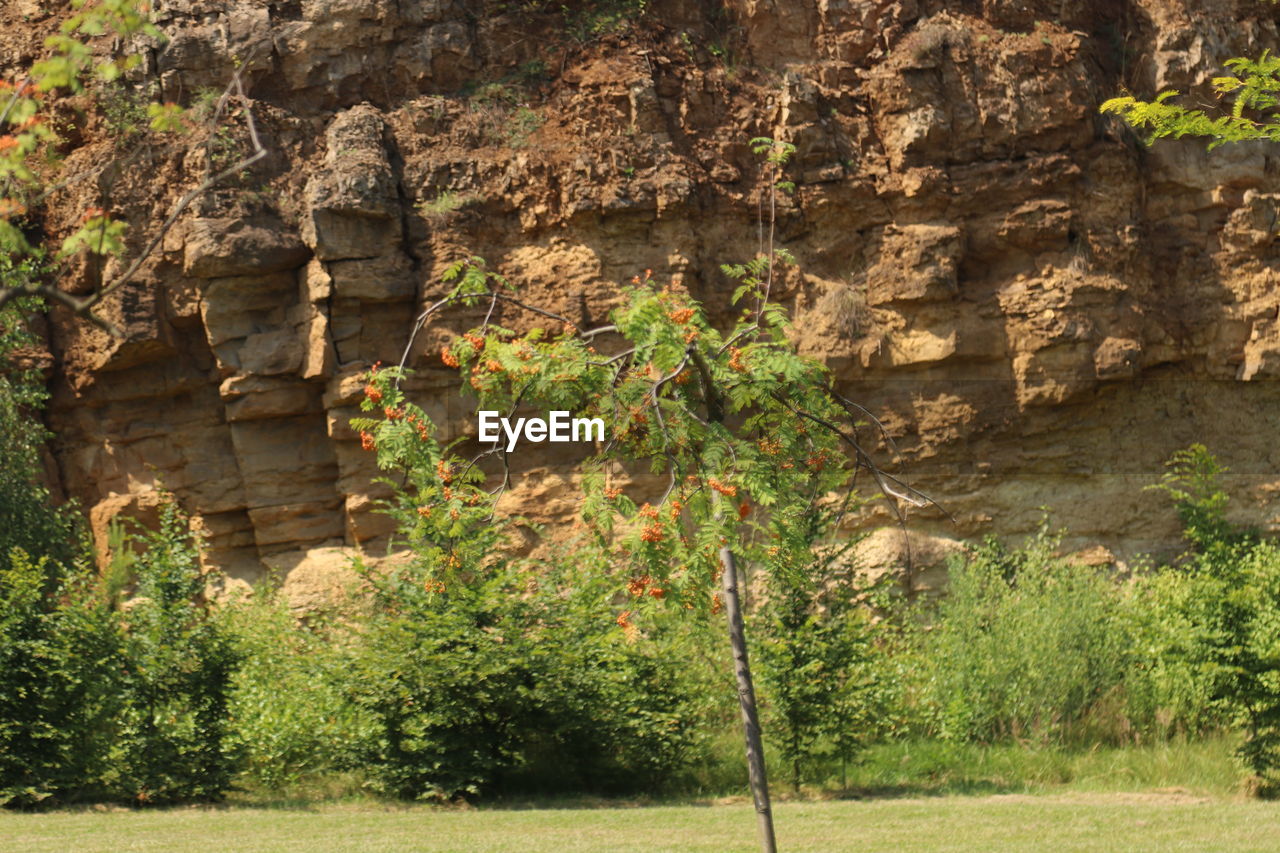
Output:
[10,0,1280,592]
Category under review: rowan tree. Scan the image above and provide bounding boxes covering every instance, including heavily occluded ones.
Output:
[0,0,266,332]
[355,139,927,853]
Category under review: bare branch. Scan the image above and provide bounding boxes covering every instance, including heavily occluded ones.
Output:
[0,76,31,129]
[80,66,267,316]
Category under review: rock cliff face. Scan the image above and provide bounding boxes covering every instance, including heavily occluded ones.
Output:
[14,0,1280,591]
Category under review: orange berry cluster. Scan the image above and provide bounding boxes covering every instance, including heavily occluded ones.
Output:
[708,479,737,497]
[403,411,430,440]
[637,502,664,542]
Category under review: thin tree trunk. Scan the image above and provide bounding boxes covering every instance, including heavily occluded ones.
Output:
[719,540,778,853]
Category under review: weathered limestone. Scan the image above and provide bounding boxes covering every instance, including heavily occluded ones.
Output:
[34,0,1280,607]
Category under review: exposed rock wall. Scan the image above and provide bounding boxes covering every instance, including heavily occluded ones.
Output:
[13,0,1280,589]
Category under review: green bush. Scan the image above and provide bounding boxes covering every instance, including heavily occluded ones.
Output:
[750,511,895,791]
[106,504,241,804]
[342,548,711,800]
[500,550,715,796]
[221,594,374,790]
[0,270,81,573]
[1140,445,1280,792]
[1119,565,1231,739]
[0,549,122,807]
[910,527,1130,746]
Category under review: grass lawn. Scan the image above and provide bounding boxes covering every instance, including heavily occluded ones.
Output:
[1,792,1276,853]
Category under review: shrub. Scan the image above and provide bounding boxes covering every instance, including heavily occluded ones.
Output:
[751,509,893,791]
[500,547,714,796]
[0,268,81,572]
[0,549,122,807]
[1143,445,1280,793]
[221,594,374,790]
[911,527,1130,746]
[106,504,241,804]
[342,547,711,800]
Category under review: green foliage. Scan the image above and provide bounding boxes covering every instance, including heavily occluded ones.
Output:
[96,80,152,143]
[341,546,709,800]
[221,594,374,790]
[0,256,82,571]
[751,516,891,790]
[0,549,122,806]
[1120,565,1232,740]
[1101,45,1280,149]
[562,0,649,44]
[57,212,128,259]
[364,262,853,618]
[910,526,1131,746]
[106,504,241,804]
[1150,444,1255,559]
[459,80,545,149]
[2,0,166,258]
[415,190,475,224]
[1141,446,1280,793]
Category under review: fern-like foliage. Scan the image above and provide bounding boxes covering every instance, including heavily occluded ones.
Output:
[1102,48,1280,149]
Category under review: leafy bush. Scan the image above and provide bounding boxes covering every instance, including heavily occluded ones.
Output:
[750,510,894,791]
[106,504,241,804]
[1141,445,1280,793]
[221,594,374,790]
[0,269,81,572]
[342,546,711,800]
[0,549,122,807]
[910,527,1130,746]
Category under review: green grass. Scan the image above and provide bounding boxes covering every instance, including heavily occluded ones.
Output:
[835,737,1242,798]
[2,793,1277,852]
[0,739,1261,852]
